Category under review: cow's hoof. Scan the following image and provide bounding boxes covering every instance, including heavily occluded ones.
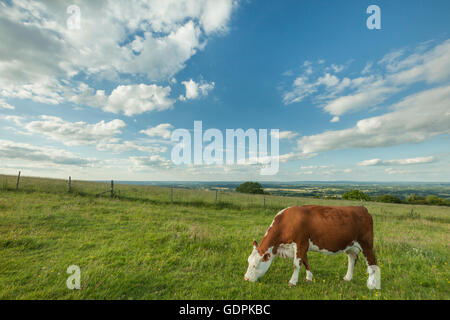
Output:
[343,277,352,282]
[288,282,297,287]
[305,279,313,282]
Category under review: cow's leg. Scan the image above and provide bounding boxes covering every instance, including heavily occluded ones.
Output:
[288,256,301,287]
[289,242,309,286]
[303,255,313,282]
[360,240,381,290]
[343,250,358,281]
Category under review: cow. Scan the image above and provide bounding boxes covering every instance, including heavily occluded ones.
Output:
[244,205,381,290]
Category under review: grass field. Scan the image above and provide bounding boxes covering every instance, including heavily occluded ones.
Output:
[0,175,449,300]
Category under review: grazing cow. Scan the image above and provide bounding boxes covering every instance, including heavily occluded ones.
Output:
[244,205,381,290]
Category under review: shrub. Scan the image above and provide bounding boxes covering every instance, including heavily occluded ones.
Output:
[425,195,446,206]
[236,182,265,194]
[375,194,402,203]
[342,189,371,201]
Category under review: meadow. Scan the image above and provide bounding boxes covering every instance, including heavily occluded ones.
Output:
[0,175,449,300]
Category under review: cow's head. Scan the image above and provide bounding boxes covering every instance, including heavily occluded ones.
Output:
[244,240,274,282]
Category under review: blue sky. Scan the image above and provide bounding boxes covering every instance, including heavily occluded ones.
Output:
[0,0,449,181]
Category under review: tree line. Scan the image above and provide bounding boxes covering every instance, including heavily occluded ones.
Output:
[342,190,449,206]
[235,182,449,206]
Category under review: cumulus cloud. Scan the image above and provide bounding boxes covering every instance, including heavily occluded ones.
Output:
[0,139,93,166]
[297,85,450,154]
[104,84,174,116]
[283,39,450,118]
[140,123,174,139]
[23,116,126,146]
[179,79,215,100]
[0,0,236,105]
[70,83,175,116]
[358,156,436,166]
[4,115,169,154]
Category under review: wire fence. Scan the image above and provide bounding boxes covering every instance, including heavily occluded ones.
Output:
[2,173,449,224]
[0,172,348,211]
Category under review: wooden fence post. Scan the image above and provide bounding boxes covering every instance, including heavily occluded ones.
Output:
[110,180,114,198]
[68,176,72,192]
[215,189,218,202]
[264,195,266,208]
[16,171,21,190]
[171,187,174,203]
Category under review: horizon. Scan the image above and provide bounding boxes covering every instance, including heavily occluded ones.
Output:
[3,173,449,185]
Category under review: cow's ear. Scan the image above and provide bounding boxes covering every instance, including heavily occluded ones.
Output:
[252,240,258,249]
[262,253,271,261]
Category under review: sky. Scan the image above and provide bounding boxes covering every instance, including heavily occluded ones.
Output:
[0,0,449,182]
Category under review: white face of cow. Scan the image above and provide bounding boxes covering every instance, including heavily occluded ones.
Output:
[244,241,273,282]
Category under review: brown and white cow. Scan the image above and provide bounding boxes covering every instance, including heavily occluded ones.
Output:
[244,205,381,290]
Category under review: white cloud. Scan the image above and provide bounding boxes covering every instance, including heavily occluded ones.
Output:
[297,86,450,154]
[330,64,344,73]
[361,62,373,75]
[282,76,318,104]
[22,116,126,147]
[105,84,174,116]
[2,115,23,125]
[358,156,436,166]
[300,165,330,170]
[297,165,352,176]
[283,39,450,118]
[96,141,167,154]
[384,168,412,175]
[323,84,398,116]
[200,0,235,35]
[317,73,340,88]
[0,139,94,166]
[330,116,340,123]
[130,155,172,169]
[70,83,175,116]
[278,131,298,140]
[140,123,174,139]
[4,115,168,154]
[0,0,235,105]
[0,98,14,110]
[179,79,215,100]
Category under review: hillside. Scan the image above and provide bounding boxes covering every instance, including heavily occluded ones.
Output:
[0,175,449,299]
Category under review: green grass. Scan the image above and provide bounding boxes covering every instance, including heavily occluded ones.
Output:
[0,175,449,299]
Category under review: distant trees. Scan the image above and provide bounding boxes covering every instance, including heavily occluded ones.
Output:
[405,193,426,203]
[340,191,449,206]
[405,193,449,206]
[375,194,402,203]
[233,184,449,206]
[236,182,265,194]
[425,195,446,205]
[342,189,371,201]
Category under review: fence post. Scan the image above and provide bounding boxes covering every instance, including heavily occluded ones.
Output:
[68,176,72,192]
[110,180,114,198]
[171,187,174,203]
[16,171,21,190]
[264,195,266,208]
[216,189,218,202]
